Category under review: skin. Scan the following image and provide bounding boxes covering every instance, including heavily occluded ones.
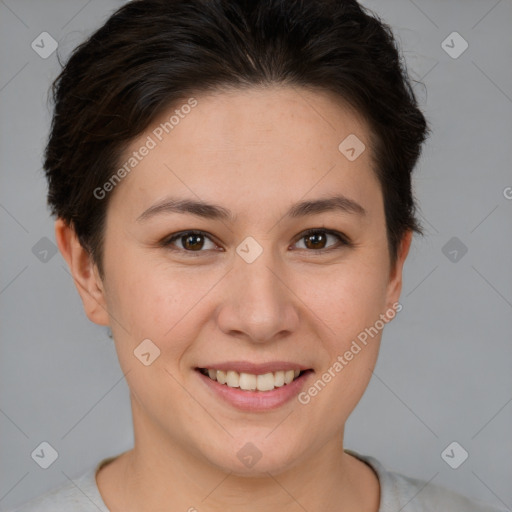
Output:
[55,85,412,512]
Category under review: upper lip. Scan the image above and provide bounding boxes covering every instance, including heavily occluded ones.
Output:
[196,361,311,375]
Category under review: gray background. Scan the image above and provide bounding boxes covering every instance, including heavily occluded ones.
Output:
[1,0,511,510]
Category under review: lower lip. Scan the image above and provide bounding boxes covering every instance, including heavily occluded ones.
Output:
[196,370,313,412]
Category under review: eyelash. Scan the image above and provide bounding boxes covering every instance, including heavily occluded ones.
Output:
[161,228,352,256]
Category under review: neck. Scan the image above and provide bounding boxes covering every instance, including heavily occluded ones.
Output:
[98,400,380,512]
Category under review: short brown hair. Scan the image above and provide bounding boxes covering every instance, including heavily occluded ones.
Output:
[44,0,430,278]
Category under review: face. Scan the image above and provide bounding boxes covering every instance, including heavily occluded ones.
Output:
[70,86,410,475]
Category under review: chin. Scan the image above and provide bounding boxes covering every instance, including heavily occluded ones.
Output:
[199,431,309,476]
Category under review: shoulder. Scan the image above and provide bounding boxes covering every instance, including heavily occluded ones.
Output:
[346,449,507,512]
[6,461,111,512]
[384,468,506,512]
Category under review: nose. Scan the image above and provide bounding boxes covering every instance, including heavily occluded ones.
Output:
[215,247,300,344]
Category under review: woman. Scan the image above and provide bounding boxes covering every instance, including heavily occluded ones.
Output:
[10,0,506,510]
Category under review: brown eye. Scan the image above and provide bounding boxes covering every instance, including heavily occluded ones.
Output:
[162,228,350,256]
[181,233,205,251]
[164,230,217,253]
[304,231,328,250]
[294,229,350,252]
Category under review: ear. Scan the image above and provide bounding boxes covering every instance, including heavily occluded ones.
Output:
[385,229,413,309]
[54,218,110,326]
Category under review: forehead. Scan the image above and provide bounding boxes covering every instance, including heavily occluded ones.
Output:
[106,85,380,223]
[154,85,370,158]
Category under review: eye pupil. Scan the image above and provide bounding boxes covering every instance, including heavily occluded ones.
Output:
[183,234,204,251]
[305,232,326,250]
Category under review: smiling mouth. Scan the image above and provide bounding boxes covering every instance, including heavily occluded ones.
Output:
[197,368,311,392]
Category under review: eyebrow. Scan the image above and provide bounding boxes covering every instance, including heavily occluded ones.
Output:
[136,194,366,223]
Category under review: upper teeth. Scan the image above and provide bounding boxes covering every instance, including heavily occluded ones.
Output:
[203,369,301,391]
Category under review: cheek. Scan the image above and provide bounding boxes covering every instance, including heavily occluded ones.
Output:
[301,260,390,342]
[105,228,390,360]
[298,266,389,424]
[106,256,214,358]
